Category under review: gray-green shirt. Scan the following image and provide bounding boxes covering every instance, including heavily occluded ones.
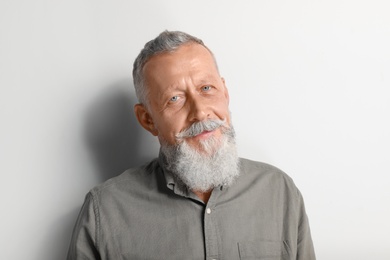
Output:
[67,157,315,260]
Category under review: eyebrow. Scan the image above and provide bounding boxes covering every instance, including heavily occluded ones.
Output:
[159,74,218,95]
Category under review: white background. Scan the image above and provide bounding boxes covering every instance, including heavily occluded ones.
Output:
[1,1,389,259]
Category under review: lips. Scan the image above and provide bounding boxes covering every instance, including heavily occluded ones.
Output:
[194,130,215,140]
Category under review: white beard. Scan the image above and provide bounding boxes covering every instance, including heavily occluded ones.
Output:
[160,123,240,192]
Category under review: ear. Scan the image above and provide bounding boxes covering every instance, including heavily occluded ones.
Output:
[134,104,159,136]
[221,77,230,104]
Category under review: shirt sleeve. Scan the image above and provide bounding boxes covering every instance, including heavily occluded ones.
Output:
[296,189,316,260]
[67,192,101,260]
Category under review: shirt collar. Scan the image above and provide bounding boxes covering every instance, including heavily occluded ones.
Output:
[158,149,192,198]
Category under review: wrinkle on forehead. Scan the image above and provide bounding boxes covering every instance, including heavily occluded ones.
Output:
[143,43,221,99]
[143,43,219,79]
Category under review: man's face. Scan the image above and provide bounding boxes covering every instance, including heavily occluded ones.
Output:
[137,43,230,152]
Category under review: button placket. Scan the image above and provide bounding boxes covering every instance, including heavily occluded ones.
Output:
[204,187,222,260]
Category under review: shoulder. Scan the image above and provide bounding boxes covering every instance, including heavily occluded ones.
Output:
[88,158,161,200]
[239,158,293,180]
[238,158,299,197]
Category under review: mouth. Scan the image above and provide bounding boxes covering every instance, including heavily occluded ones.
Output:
[193,130,215,140]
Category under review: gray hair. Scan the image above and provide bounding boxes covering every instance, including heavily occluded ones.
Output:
[132,30,215,107]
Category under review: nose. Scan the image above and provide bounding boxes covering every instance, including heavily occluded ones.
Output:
[187,95,210,122]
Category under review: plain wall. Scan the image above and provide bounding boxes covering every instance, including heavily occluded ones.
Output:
[1,1,389,259]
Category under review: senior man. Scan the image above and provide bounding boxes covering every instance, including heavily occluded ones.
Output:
[68,31,315,260]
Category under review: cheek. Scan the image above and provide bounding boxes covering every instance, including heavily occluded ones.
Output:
[213,98,230,117]
[156,116,184,139]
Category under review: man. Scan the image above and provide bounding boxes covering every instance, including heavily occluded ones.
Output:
[68,30,315,259]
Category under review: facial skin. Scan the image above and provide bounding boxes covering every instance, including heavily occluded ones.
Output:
[135,43,230,153]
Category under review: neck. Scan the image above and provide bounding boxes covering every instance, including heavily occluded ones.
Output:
[193,189,212,204]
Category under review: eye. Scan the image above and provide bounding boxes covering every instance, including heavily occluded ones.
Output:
[169,96,179,102]
[201,85,212,91]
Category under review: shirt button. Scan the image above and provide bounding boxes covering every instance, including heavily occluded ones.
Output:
[206,208,212,214]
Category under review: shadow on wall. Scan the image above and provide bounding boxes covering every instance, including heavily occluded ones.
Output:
[84,79,159,182]
[38,80,159,260]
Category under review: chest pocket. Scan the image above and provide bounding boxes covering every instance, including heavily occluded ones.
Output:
[238,240,291,260]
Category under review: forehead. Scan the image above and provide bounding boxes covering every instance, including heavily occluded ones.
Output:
[143,43,219,86]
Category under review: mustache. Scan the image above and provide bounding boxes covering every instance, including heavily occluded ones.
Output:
[176,119,226,139]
